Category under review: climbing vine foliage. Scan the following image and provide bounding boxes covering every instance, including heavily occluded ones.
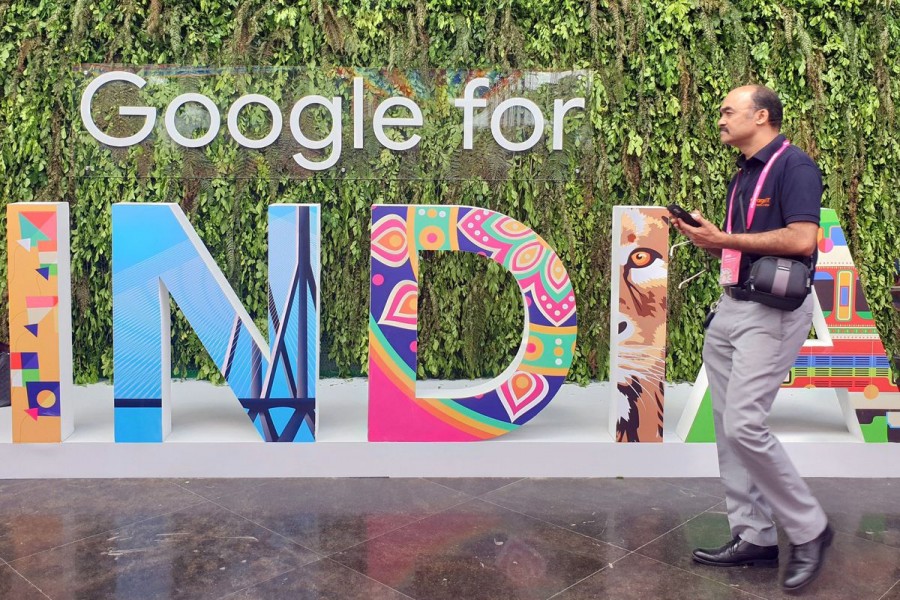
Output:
[1,0,898,384]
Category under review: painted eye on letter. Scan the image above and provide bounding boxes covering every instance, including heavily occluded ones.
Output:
[629,249,654,268]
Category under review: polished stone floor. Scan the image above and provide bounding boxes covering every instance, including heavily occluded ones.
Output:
[0,478,896,599]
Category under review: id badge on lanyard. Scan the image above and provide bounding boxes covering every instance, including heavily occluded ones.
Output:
[719,140,791,286]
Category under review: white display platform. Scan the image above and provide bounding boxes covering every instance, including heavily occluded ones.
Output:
[0,379,896,478]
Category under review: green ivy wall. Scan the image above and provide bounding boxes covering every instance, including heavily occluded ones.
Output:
[1,0,898,383]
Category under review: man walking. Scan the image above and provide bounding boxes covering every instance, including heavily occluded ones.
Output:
[669,85,832,592]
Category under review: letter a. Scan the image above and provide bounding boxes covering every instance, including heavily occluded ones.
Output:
[677,208,900,443]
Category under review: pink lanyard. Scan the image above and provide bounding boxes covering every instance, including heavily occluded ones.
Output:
[726,139,791,233]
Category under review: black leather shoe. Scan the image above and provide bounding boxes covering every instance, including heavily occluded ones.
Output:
[782,524,833,591]
[692,536,779,567]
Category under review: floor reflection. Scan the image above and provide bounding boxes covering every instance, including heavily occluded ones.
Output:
[0,478,893,599]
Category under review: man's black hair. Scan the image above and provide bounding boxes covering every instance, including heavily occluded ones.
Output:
[751,85,783,129]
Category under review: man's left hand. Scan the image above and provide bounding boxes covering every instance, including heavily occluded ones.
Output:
[670,211,726,250]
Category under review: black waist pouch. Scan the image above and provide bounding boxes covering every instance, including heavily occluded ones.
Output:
[746,256,812,311]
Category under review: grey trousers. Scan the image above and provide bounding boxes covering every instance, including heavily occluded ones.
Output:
[702,293,827,546]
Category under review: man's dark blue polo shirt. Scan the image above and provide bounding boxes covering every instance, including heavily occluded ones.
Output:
[724,133,823,285]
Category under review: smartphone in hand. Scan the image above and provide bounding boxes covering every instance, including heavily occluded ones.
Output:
[667,204,701,228]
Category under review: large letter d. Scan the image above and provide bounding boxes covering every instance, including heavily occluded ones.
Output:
[368,205,577,441]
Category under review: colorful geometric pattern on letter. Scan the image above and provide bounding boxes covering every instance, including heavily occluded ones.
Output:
[787,209,899,442]
[6,203,74,442]
[610,207,669,442]
[679,208,899,443]
[112,203,319,442]
[368,205,577,441]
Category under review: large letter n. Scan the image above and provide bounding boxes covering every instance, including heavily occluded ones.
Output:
[112,203,320,442]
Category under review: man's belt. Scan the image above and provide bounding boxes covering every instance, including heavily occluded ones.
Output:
[722,285,753,301]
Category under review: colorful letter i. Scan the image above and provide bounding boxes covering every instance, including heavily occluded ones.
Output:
[6,203,73,442]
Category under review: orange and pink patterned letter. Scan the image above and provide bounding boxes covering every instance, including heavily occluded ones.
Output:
[7,203,73,443]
